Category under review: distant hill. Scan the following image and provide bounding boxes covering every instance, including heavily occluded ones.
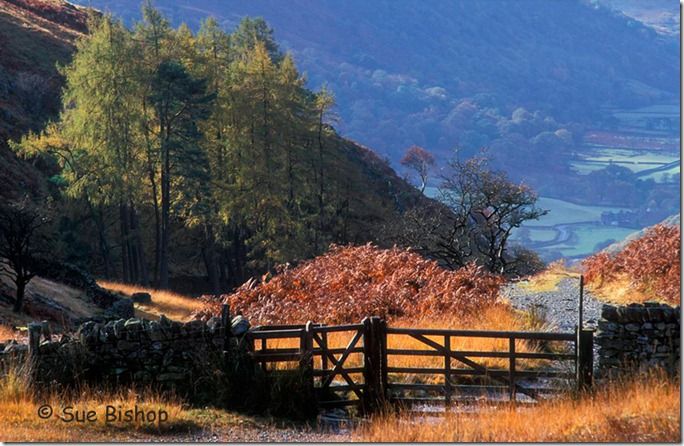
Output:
[70,0,679,161]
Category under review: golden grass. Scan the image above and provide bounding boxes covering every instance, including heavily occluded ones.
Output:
[0,324,20,342]
[519,260,578,293]
[98,281,204,322]
[356,371,681,442]
[586,273,653,305]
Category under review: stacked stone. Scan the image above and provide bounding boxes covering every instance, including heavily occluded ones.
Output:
[29,315,231,390]
[596,302,680,377]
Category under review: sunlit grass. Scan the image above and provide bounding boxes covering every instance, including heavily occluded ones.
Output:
[519,260,578,293]
[98,281,203,322]
[355,371,680,442]
[0,324,20,342]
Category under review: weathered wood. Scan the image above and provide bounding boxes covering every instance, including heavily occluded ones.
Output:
[248,329,304,339]
[387,327,575,341]
[385,348,574,360]
[313,367,366,376]
[577,328,594,390]
[444,335,452,406]
[509,337,516,402]
[313,323,365,333]
[28,322,42,361]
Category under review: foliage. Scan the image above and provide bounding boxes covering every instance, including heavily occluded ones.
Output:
[583,224,680,304]
[13,8,431,290]
[199,244,505,325]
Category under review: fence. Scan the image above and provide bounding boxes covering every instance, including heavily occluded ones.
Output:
[245,315,594,413]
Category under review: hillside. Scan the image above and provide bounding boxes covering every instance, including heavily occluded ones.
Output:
[0,0,90,200]
[70,0,679,161]
[0,0,446,292]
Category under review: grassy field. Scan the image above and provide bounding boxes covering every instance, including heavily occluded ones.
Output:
[356,371,680,442]
[552,224,635,258]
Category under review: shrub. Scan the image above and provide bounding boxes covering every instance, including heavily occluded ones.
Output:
[583,225,680,304]
[199,244,505,325]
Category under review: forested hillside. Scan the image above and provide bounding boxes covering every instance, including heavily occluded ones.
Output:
[6,3,439,293]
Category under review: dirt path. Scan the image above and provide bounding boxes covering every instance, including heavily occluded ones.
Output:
[501,276,602,332]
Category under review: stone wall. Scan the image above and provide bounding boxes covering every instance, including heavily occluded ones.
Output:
[596,302,680,376]
[0,315,245,397]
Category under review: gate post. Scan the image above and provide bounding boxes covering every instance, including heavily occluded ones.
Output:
[577,328,594,390]
[302,321,315,396]
[362,317,382,414]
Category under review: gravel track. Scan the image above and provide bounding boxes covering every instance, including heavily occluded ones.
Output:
[501,276,602,332]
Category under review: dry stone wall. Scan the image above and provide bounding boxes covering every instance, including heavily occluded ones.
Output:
[0,315,247,398]
[596,302,680,376]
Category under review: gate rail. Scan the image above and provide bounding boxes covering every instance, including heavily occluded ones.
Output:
[244,315,594,413]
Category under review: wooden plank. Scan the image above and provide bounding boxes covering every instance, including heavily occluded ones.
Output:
[386,349,574,360]
[387,383,445,392]
[247,329,303,339]
[313,367,366,376]
[313,323,364,333]
[313,347,364,355]
[251,352,302,362]
[444,335,452,406]
[387,327,575,341]
[509,337,516,402]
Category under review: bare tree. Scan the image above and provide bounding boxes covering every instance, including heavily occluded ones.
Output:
[389,155,547,275]
[0,197,52,312]
[441,156,547,274]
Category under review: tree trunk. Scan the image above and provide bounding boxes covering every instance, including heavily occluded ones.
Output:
[13,279,25,313]
[120,203,131,283]
[130,204,149,286]
[159,138,171,289]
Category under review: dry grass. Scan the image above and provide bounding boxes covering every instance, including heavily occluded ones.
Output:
[586,273,651,305]
[356,371,681,442]
[519,260,578,293]
[0,324,20,342]
[98,281,204,322]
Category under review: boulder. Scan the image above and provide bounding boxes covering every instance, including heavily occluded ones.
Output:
[131,292,152,304]
[231,315,250,336]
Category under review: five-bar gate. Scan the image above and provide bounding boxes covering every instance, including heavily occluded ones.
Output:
[245,316,593,413]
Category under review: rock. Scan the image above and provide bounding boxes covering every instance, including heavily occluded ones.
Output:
[601,304,619,321]
[131,292,152,304]
[625,323,640,332]
[231,315,250,336]
[104,299,134,320]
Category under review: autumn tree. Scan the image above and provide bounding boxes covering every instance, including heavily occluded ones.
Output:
[401,145,434,193]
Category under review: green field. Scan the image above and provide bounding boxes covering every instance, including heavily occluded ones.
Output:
[531,197,628,226]
[550,224,635,258]
[571,148,679,178]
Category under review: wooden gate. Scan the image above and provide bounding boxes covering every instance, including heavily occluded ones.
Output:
[245,317,593,412]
